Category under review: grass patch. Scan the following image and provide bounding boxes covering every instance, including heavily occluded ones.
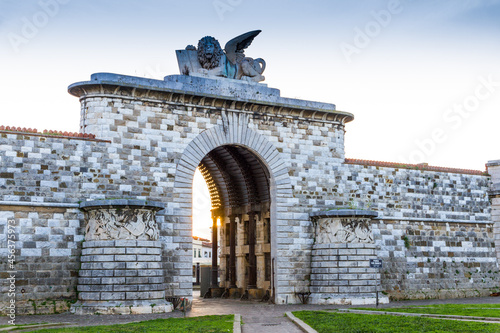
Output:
[31,315,234,332]
[293,310,500,333]
[352,304,500,318]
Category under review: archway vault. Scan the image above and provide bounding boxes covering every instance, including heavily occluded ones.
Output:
[173,111,290,195]
[198,145,270,210]
[173,111,292,298]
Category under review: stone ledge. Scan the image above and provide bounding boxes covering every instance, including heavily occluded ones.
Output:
[313,243,376,249]
[310,209,378,219]
[68,73,354,125]
[308,293,389,305]
[81,240,162,248]
[70,300,172,315]
[79,199,165,211]
[0,201,79,208]
[487,160,500,167]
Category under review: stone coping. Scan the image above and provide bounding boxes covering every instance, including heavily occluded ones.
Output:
[164,74,280,97]
[68,73,354,124]
[487,160,500,167]
[345,158,487,176]
[285,312,317,333]
[71,300,172,315]
[310,209,378,219]
[0,130,109,142]
[0,201,79,208]
[81,240,162,248]
[79,199,164,211]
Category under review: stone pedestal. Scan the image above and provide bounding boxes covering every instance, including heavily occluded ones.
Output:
[71,200,172,315]
[247,288,266,300]
[228,287,242,298]
[308,209,389,305]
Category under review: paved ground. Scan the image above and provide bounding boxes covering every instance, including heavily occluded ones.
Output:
[3,293,500,332]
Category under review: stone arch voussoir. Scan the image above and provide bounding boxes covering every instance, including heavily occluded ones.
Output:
[173,112,292,202]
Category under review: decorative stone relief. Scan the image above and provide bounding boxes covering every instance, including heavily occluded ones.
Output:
[84,208,159,240]
[80,200,164,241]
[315,217,373,244]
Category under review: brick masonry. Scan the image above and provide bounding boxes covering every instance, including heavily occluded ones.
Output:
[0,73,498,313]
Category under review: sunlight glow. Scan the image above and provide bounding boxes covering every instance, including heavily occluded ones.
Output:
[192,168,212,239]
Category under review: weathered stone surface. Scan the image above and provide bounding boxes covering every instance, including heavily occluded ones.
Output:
[70,237,169,314]
[0,71,495,313]
[70,300,173,315]
[81,200,163,241]
[309,214,383,305]
[375,219,498,300]
[314,217,374,244]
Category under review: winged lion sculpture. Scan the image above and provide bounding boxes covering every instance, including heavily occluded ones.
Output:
[176,30,266,83]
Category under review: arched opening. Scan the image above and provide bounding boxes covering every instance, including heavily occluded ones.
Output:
[191,169,213,288]
[194,144,272,299]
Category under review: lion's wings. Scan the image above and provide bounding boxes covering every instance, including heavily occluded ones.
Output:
[224,30,262,64]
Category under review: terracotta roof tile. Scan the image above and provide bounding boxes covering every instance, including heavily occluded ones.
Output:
[344,158,487,176]
[0,125,95,139]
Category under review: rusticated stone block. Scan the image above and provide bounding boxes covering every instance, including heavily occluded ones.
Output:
[79,292,101,301]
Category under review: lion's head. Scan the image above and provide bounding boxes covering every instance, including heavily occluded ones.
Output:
[197,36,224,70]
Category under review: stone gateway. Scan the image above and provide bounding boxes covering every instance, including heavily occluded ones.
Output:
[1,31,500,314]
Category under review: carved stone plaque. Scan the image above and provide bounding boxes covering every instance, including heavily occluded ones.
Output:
[315,217,373,244]
[80,200,164,241]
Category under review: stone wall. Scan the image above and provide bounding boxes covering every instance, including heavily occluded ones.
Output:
[340,161,489,221]
[0,204,83,314]
[1,73,497,314]
[374,219,499,300]
[340,162,496,300]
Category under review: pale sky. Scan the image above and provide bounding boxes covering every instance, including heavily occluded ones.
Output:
[1,0,499,237]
